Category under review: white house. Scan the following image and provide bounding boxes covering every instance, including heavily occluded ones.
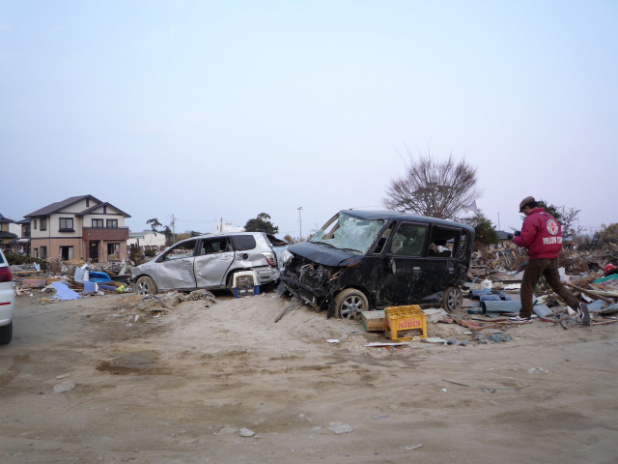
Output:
[128,230,166,251]
[215,221,244,233]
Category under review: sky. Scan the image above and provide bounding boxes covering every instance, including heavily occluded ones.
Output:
[1,0,616,239]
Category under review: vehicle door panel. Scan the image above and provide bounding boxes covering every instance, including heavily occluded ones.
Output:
[156,240,198,290]
[194,237,235,288]
[374,222,429,305]
[382,222,460,305]
[424,225,466,296]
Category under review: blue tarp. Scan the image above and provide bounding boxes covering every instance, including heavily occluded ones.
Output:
[83,281,97,294]
[88,271,111,283]
[593,273,618,284]
[51,281,80,300]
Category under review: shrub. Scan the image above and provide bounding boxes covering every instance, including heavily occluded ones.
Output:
[4,251,49,271]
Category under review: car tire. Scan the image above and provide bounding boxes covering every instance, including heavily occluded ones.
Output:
[136,276,158,295]
[335,288,369,320]
[442,286,462,311]
[0,322,13,345]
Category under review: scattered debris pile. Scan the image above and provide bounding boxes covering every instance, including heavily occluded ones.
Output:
[11,261,130,301]
[360,250,618,348]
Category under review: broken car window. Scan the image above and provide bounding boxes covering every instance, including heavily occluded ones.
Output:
[455,232,467,259]
[164,240,197,261]
[310,212,385,255]
[390,223,427,256]
[200,238,229,255]
[371,224,394,254]
[428,227,461,258]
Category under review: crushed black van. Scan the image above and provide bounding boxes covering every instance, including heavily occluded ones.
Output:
[279,210,475,319]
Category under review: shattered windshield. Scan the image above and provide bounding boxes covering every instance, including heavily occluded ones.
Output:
[310,212,385,254]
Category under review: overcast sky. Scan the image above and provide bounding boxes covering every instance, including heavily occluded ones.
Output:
[1,0,616,239]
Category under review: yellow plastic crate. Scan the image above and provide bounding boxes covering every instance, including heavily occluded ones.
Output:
[385,305,427,341]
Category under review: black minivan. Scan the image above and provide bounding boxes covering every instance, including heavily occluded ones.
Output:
[279,210,475,319]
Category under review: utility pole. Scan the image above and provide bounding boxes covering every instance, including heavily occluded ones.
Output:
[171,213,176,243]
[297,206,303,241]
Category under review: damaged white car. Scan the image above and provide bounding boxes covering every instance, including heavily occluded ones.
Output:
[131,232,282,295]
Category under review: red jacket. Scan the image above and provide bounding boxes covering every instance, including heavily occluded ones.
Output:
[513,207,563,259]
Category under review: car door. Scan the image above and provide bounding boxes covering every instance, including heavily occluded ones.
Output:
[156,239,199,290]
[194,236,235,288]
[382,223,467,305]
[426,225,467,292]
[378,221,430,305]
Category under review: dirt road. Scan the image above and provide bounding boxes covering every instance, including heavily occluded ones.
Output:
[1,290,616,463]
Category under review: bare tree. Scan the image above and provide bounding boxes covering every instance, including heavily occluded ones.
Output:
[539,201,582,240]
[557,206,582,240]
[383,154,480,219]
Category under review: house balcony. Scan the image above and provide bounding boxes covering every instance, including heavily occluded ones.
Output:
[83,227,130,241]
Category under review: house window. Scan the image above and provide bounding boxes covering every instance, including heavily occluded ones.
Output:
[34,248,39,257]
[59,217,74,231]
[34,220,38,230]
[60,246,74,260]
[92,219,104,228]
[107,243,120,259]
[106,219,118,228]
[40,218,47,231]
[40,246,47,259]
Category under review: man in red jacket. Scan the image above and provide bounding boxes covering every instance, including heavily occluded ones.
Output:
[510,196,590,326]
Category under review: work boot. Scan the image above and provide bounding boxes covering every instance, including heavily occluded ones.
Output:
[509,315,532,324]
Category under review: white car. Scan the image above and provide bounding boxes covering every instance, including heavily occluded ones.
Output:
[0,248,15,344]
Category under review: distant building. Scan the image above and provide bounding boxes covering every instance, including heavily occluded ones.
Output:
[25,195,130,262]
[215,221,244,234]
[492,231,513,249]
[0,213,18,250]
[128,230,166,252]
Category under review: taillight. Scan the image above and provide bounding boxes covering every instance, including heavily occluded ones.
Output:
[0,266,12,283]
[261,252,277,267]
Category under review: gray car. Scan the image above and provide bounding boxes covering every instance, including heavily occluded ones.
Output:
[131,232,281,295]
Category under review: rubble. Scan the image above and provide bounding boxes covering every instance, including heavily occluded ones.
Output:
[8,245,617,347]
[355,247,618,345]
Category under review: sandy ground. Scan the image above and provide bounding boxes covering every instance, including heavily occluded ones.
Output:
[1,288,616,464]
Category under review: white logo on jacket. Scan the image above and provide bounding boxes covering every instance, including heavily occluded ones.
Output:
[543,236,562,245]
[546,219,559,235]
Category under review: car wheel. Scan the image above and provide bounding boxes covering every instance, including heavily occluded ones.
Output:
[136,276,158,295]
[0,322,13,345]
[442,286,462,311]
[335,289,369,320]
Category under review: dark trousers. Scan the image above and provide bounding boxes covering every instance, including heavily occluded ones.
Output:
[520,258,580,318]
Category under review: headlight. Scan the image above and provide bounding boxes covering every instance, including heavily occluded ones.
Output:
[281,249,294,265]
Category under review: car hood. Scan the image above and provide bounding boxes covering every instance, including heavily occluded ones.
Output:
[287,241,361,267]
[131,258,158,277]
